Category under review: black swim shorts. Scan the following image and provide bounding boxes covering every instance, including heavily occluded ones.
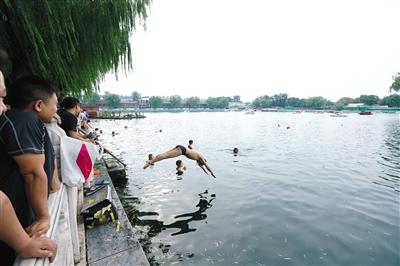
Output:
[176,145,187,155]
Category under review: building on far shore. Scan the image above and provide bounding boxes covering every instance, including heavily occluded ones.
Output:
[343,103,399,112]
[346,103,365,108]
[138,96,150,108]
[228,101,247,110]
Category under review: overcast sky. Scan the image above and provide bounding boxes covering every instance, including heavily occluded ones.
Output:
[99,0,400,102]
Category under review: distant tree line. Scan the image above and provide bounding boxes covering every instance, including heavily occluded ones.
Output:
[81,90,400,109]
[81,92,122,108]
[148,96,232,109]
[252,93,400,109]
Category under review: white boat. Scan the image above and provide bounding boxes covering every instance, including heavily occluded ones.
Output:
[244,109,255,114]
[330,111,347,117]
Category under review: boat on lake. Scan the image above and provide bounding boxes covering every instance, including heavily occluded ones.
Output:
[330,111,348,117]
[359,111,372,115]
[244,109,255,114]
[260,108,279,112]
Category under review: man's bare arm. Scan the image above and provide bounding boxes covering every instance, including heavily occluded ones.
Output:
[198,164,209,175]
[50,159,61,193]
[68,130,95,143]
[0,192,57,262]
[204,163,216,178]
[14,153,50,236]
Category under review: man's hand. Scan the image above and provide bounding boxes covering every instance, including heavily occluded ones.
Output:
[20,236,57,262]
[143,160,154,169]
[53,113,61,124]
[87,138,96,144]
[25,217,50,237]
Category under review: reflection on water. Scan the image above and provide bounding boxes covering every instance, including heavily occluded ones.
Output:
[137,190,215,237]
[118,188,216,264]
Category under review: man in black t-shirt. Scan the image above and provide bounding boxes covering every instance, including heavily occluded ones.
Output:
[59,97,95,143]
[0,75,58,264]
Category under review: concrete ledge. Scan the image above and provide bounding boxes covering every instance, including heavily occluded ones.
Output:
[85,161,149,266]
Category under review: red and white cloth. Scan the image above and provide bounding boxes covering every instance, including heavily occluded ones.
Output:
[60,136,99,187]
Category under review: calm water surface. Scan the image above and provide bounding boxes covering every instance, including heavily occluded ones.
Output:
[94,112,399,265]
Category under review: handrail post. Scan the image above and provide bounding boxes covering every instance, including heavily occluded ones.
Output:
[66,185,80,263]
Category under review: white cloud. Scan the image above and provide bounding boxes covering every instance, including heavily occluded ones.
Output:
[100,0,400,102]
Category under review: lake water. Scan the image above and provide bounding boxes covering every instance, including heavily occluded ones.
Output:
[94,112,399,266]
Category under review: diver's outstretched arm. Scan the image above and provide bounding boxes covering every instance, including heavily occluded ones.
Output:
[198,165,209,175]
[204,163,216,178]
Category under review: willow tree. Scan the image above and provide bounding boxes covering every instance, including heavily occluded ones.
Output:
[0,0,151,96]
[390,73,400,92]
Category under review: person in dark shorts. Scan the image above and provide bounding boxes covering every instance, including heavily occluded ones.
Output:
[176,145,187,155]
[0,75,58,264]
[143,145,216,177]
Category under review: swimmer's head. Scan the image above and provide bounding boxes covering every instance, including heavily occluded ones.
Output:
[189,140,193,145]
[176,160,182,167]
[233,147,239,154]
[149,154,154,160]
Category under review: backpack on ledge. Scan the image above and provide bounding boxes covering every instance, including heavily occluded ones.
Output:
[81,185,120,231]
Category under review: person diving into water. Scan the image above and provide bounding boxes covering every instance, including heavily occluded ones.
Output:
[143,145,216,178]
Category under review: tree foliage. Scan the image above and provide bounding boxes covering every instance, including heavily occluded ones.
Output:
[131,91,141,102]
[287,97,305,107]
[206,97,230,109]
[169,95,182,108]
[354,95,380,105]
[381,94,400,107]
[390,73,400,92]
[105,94,120,108]
[186,96,200,108]
[81,92,100,105]
[149,96,163,108]
[252,95,271,108]
[304,96,331,108]
[335,97,354,107]
[0,0,151,96]
[270,93,288,107]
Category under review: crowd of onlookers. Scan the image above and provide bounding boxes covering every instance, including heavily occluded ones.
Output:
[0,52,97,265]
